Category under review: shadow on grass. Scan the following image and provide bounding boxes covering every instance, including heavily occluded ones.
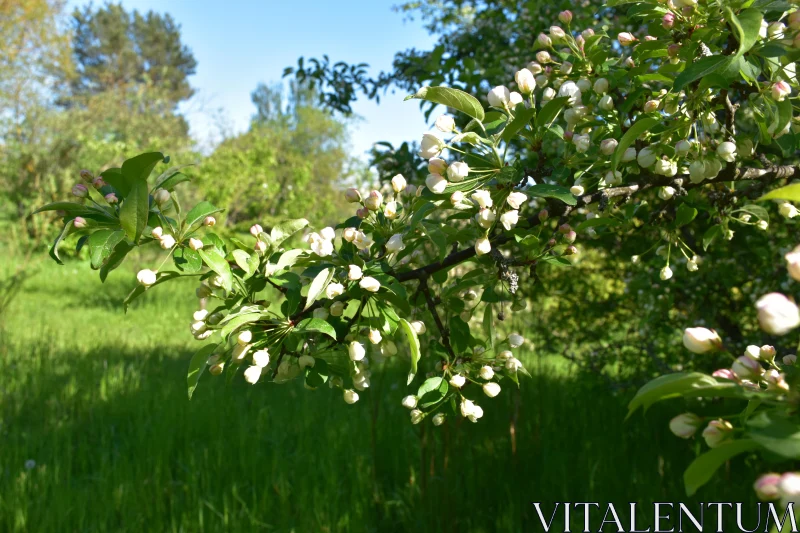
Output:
[0,338,767,533]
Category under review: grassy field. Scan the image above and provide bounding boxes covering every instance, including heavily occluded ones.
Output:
[0,252,759,532]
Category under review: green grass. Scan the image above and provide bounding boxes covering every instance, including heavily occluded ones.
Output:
[0,254,759,532]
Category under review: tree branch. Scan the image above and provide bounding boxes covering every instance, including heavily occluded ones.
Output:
[418,275,456,359]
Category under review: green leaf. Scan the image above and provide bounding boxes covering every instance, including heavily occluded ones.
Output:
[119,178,149,243]
[747,412,800,459]
[501,107,536,142]
[304,268,334,311]
[184,201,224,229]
[232,249,253,276]
[220,313,263,339]
[275,249,305,271]
[527,183,577,206]
[398,319,422,377]
[627,372,719,419]
[295,318,338,340]
[703,224,724,251]
[758,183,800,202]
[271,218,309,246]
[535,97,570,129]
[417,377,449,408]
[575,217,623,232]
[31,202,91,215]
[726,8,763,56]
[409,201,437,232]
[88,229,126,269]
[449,316,471,353]
[775,97,793,139]
[174,247,203,273]
[675,204,698,227]
[673,55,733,92]
[48,222,73,265]
[197,248,233,292]
[123,271,184,312]
[483,303,495,353]
[612,117,661,170]
[684,440,758,496]
[100,168,128,196]
[405,86,485,122]
[187,343,218,400]
[99,240,134,282]
[122,152,164,183]
[157,172,190,191]
[153,163,194,189]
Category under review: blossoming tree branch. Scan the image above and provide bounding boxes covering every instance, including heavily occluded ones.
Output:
[32,0,800,501]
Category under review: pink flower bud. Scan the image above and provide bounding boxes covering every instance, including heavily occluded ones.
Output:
[564,245,578,256]
[73,216,87,229]
[104,193,118,204]
[754,473,782,501]
[558,223,571,234]
[547,238,557,247]
[558,10,572,24]
[712,368,736,380]
[538,209,549,222]
[356,207,369,219]
[563,130,574,141]
[662,13,675,29]
[345,188,362,203]
[250,224,263,237]
[254,240,267,254]
[668,44,680,57]
[72,183,88,198]
[771,81,791,102]
[79,169,93,181]
[92,177,106,189]
[618,32,636,46]
[581,28,595,39]
[203,216,216,227]
[537,33,552,48]
[565,230,577,243]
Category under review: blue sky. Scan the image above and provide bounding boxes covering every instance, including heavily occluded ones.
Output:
[67,0,438,158]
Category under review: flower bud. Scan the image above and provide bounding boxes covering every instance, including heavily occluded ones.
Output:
[402,395,418,409]
[425,173,447,194]
[784,354,797,365]
[359,276,381,292]
[702,420,733,448]
[347,264,363,281]
[154,189,170,206]
[419,132,446,159]
[209,362,225,376]
[250,224,263,237]
[79,169,93,181]
[364,190,383,211]
[104,193,119,204]
[411,321,426,335]
[660,266,673,280]
[73,216,87,229]
[487,85,511,107]
[137,269,157,287]
[618,32,636,46]
[450,190,464,206]
[475,237,491,256]
[479,366,495,380]
[159,235,176,249]
[254,240,267,254]
[476,208,496,229]
[538,209,549,222]
[368,328,382,345]
[432,413,446,426]
[537,33,552,48]
[410,409,424,424]
[768,21,785,39]
[643,99,661,113]
[237,330,252,346]
[386,234,405,253]
[515,68,536,94]
[449,374,466,388]
[345,188,362,203]
[598,94,614,111]
[757,293,800,335]
[348,341,366,361]
[313,307,329,320]
[330,301,345,317]
[669,413,701,438]
[536,50,552,64]
[564,230,577,244]
[343,389,359,404]
[203,216,216,227]
[675,140,691,156]
[508,334,524,348]
[383,200,398,219]
[243,365,262,384]
[558,10,572,24]
[428,157,447,175]
[483,382,501,398]
[600,138,618,155]
[92,177,107,189]
[772,81,792,102]
[447,161,470,183]
[189,238,204,251]
[754,473,782,501]
[637,147,657,168]
[342,227,357,243]
[435,115,455,133]
[621,147,637,162]
[716,141,737,163]
[662,12,675,29]
[658,186,675,200]
[471,189,493,208]
[325,282,344,299]
[72,183,89,198]
[570,185,585,197]
[391,174,407,193]
[298,354,315,369]
[732,355,763,380]
[500,210,519,231]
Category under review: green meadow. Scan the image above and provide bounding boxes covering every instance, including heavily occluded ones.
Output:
[0,253,756,532]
